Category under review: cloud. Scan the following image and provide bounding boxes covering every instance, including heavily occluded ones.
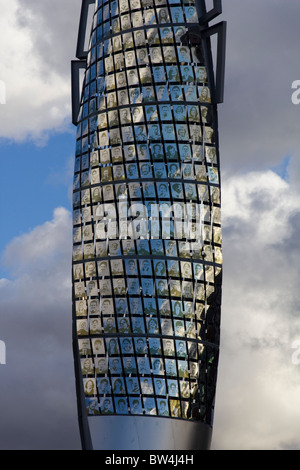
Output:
[219,0,300,173]
[212,167,300,450]
[1,0,300,171]
[0,0,82,142]
[0,207,81,449]
[1,171,299,450]
[2,207,72,276]
[0,0,300,451]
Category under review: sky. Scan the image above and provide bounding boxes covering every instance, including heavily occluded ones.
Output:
[0,0,300,450]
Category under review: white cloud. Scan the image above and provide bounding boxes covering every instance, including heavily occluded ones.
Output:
[1,176,300,449]
[0,0,300,451]
[1,170,299,450]
[212,165,300,450]
[2,207,72,276]
[222,169,300,246]
[0,0,81,142]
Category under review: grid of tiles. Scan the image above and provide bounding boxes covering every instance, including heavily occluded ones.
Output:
[73,0,222,424]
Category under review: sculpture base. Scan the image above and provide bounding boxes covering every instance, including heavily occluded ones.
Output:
[87,415,212,450]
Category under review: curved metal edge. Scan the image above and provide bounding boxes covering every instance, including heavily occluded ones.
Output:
[88,415,213,450]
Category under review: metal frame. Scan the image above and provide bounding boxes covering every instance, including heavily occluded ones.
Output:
[76,0,96,60]
[179,21,226,104]
[196,0,222,25]
[71,0,226,125]
[71,60,87,126]
[72,0,95,126]
[202,21,227,104]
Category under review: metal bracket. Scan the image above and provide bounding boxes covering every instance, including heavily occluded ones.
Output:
[72,0,96,125]
[201,21,227,104]
[196,0,222,25]
[71,60,87,126]
[180,26,205,65]
[76,0,96,60]
[180,21,226,104]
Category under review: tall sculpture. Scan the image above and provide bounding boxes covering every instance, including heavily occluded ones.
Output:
[71,0,226,450]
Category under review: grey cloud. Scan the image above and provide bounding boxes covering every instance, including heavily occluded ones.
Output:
[285,211,300,256]
[15,0,82,77]
[219,0,300,173]
[0,208,81,449]
[280,442,300,451]
[1,0,300,451]
[212,170,300,450]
